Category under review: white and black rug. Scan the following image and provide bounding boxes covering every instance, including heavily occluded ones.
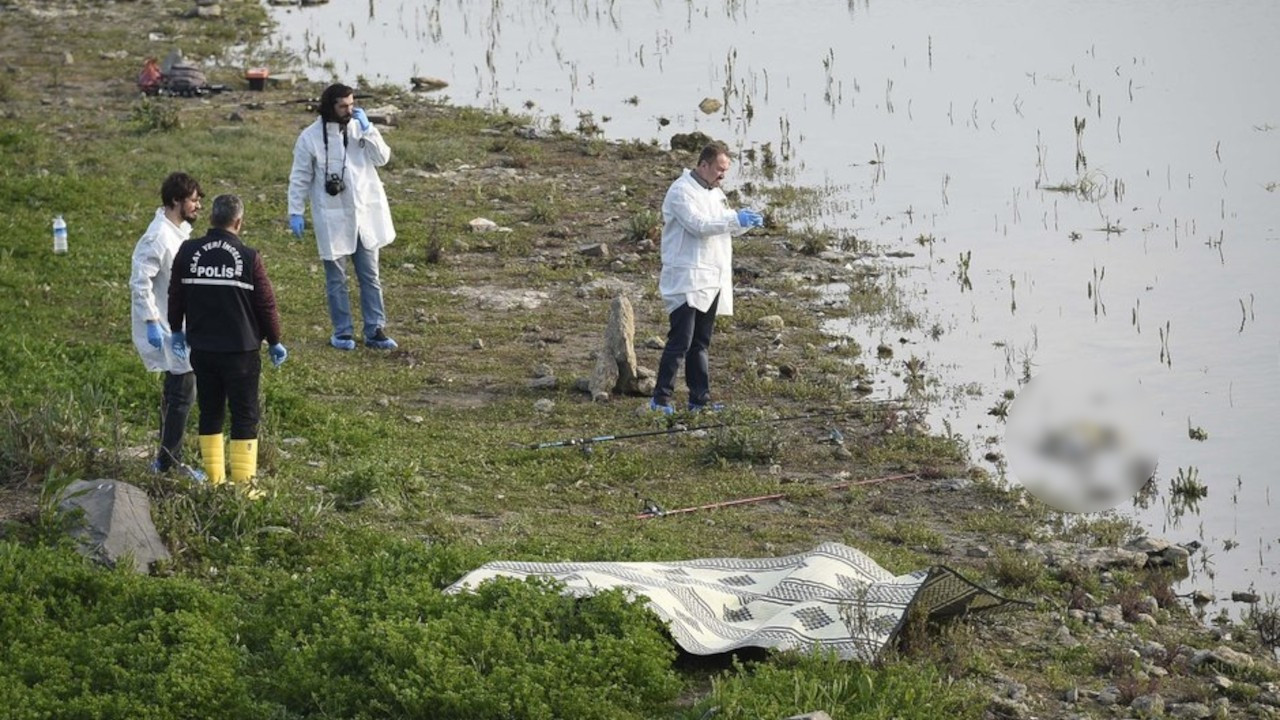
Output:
[445,541,1024,661]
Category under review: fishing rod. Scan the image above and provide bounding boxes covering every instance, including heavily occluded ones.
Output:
[529,399,904,451]
[635,472,919,519]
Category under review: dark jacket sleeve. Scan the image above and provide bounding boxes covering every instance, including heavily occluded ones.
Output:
[251,254,282,345]
[167,247,186,332]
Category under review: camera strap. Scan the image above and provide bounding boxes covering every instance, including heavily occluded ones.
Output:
[322,123,348,189]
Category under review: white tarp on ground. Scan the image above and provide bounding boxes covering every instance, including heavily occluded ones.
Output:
[446,541,1022,661]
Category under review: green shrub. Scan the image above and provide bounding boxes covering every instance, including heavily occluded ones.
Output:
[626,209,661,243]
[692,653,983,719]
[131,97,181,132]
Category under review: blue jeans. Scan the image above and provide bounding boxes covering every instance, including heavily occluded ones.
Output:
[156,371,195,470]
[323,237,386,340]
[653,294,719,406]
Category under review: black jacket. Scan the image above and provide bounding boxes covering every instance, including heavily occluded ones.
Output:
[168,228,281,352]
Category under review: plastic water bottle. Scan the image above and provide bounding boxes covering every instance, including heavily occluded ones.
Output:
[52,215,68,254]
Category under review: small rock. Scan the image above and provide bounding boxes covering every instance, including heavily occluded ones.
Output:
[196,4,222,18]
[472,338,485,350]
[1097,687,1121,706]
[1168,702,1212,719]
[577,243,610,258]
[527,376,557,390]
[1212,675,1234,691]
[644,336,665,350]
[1192,589,1215,604]
[593,391,611,404]
[533,399,555,414]
[778,363,798,379]
[532,363,553,378]
[228,110,244,122]
[756,315,785,331]
[1134,612,1158,627]
[404,415,424,424]
[1062,687,1079,704]
[1054,625,1079,648]
[1231,591,1261,603]
[1096,604,1126,626]
[468,217,499,233]
[782,713,833,720]
[1125,536,1171,553]
[1137,595,1160,615]
[63,51,74,65]
[698,97,722,114]
[967,545,992,559]
[1131,694,1165,716]
[1067,608,1087,622]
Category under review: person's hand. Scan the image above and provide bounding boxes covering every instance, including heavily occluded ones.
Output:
[145,321,164,350]
[289,214,305,238]
[269,343,288,368]
[171,330,188,361]
[352,108,371,132]
[736,208,764,228]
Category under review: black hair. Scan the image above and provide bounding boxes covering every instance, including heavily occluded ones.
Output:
[160,172,202,208]
[319,83,355,124]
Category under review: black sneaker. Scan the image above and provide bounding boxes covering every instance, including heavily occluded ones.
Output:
[365,328,398,350]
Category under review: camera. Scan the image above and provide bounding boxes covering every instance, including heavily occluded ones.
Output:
[324,173,346,196]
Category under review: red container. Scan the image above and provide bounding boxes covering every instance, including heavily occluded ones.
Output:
[245,67,269,91]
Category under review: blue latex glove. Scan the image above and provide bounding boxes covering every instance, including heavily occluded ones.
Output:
[289,214,305,238]
[269,343,288,368]
[171,330,188,361]
[736,208,764,228]
[145,321,164,349]
[351,107,371,132]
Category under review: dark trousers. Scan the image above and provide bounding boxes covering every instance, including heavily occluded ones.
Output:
[653,293,719,406]
[156,371,196,470]
[190,350,261,440]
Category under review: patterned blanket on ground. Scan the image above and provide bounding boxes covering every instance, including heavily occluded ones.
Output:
[445,541,1024,661]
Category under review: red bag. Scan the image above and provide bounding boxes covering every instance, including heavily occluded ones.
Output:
[138,58,163,95]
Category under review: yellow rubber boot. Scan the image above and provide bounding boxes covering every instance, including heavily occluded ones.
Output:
[199,434,226,485]
[229,438,263,499]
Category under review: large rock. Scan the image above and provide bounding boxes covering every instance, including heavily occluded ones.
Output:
[670,131,712,153]
[57,480,170,574]
[588,295,640,400]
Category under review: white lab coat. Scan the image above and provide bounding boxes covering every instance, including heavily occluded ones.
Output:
[658,169,749,316]
[287,118,395,261]
[129,208,192,373]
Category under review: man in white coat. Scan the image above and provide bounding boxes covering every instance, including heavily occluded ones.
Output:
[129,171,205,478]
[287,82,398,351]
[650,141,764,414]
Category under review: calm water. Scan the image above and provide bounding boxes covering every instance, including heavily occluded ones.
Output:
[269,0,1280,612]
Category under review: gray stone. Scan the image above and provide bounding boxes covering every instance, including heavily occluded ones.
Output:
[472,338,485,350]
[1211,675,1233,691]
[1231,591,1261,603]
[987,697,1029,719]
[757,315,785,331]
[1207,645,1255,671]
[698,97,723,114]
[669,131,712,153]
[1126,536,1171,553]
[1168,702,1212,719]
[1130,694,1165,716]
[1192,589,1215,604]
[577,243,610,258]
[1097,686,1121,706]
[1159,545,1191,566]
[588,295,640,400]
[1135,612,1158,627]
[533,399,555,414]
[527,376,558,390]
[1063,686,1079,703]
[57,479,171,573]
[468,217,499,233]
[410,76,449,91]
[967,545,992,559]
[782,713,832,720]
[1139,640,1168,659]
[195,3,222,17]
[1055,625,1080,648]
[644,336,665,350]
[532,363,554,378]
[1096,604,1126,626]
